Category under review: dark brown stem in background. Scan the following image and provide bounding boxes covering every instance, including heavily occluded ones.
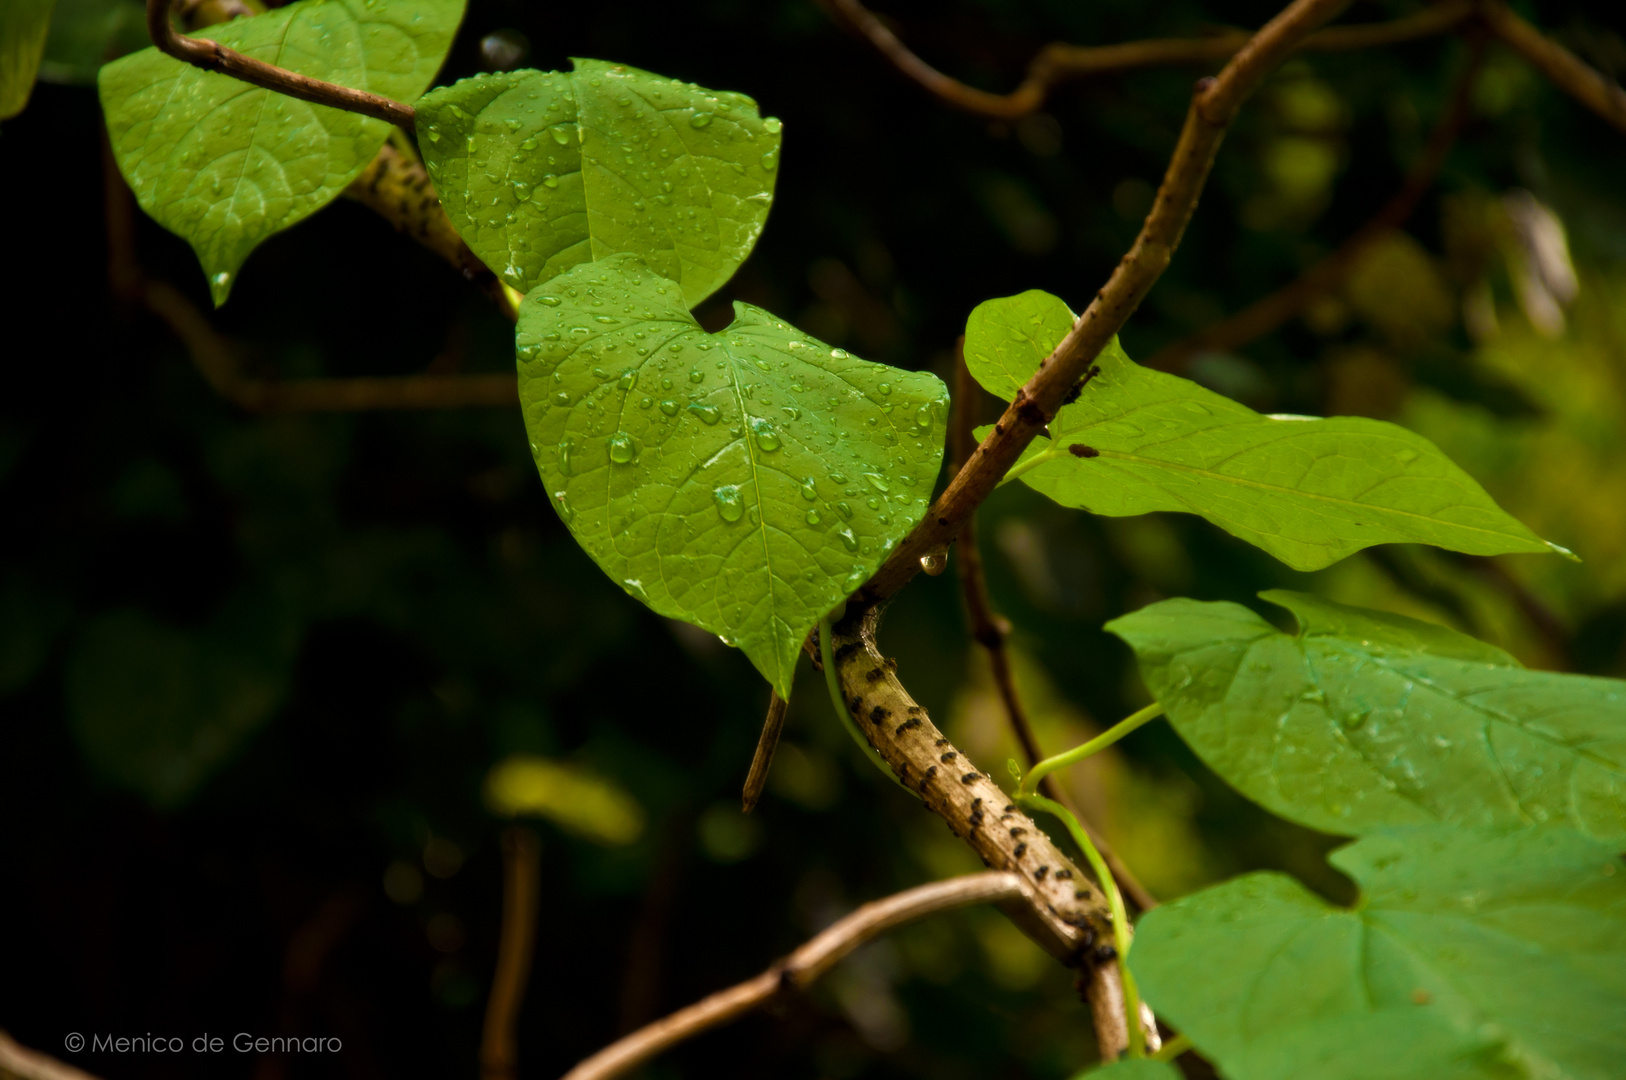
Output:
[1149,29,1487,372]
[826,0,1467,119]
[1480,0,1626,135]
[562,873,1027,1080]
[741,690,789,813]
[145,0,417,130]
[856,0,1354,609]
[948,343,1157,912]
[0,1032,103,1080]
[482,827,542,1080]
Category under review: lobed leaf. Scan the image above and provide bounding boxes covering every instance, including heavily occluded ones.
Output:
[966,290,1567,570]
[1131,826,1626,1080]
[516,253,947,697]
[1,0,56,118]
[99,0,465,304]
[417,58,781,308]
[1105,591,1626,840]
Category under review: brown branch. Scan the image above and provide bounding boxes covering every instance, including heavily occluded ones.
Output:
[1149,28,1487,372]
[857,0,1354,607]
[560,873,1026,1080]
[741,689,789,813]
[145,0,416,130]
[1479,0,1626,136]
[948,343,1158,912]
[0,1033,103,1080]
[826,0,1467,120]
[482,827,542,1080]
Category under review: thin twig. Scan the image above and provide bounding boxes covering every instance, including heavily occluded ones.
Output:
[741,690,789,813]
[0,1033,103,1080]
[856,0,1355,607]
[948,343,1158,912]
[1479,0,1626,136]
[560,873,1025,1080]
[1149,28,1487,371]
[826,0,1467,119]
[145,0,416,129]
[482,827,542,1080]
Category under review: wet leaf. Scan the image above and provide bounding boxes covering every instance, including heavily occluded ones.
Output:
[1132,826,1626,1080]
[516,253,947,696]
[1071,1060,1182,1079]
[99,0,465,304]
[967,290,1566,570]
[417,58,781,307]
[1105,590,1626,841]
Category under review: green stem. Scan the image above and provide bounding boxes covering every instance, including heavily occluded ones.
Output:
[996,446,1061,487]
[1018,702,1164,799]
[819,616,912,793]
[1018,792,1146,1059]
[1151,1033,1191,1063]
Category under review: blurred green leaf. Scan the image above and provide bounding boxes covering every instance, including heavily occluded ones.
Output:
[1070,1061,1181,1080]
[98,0,465,305]
[37,0,146,85]
[1106,590,1626,841]
[418,58,781,308]
[966,290,1565,570]
[1131,827,1626,1080]
[65,596,297,808]
[1,0,56,118]
[485,753,644,845]
[516,253,947,696]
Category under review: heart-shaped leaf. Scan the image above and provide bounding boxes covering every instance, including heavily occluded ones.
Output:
[516,253,947,696]
[1105,590,1626,841]
[1,0,56,118]
[966,290,1567,570]
[416,58,781,308]
[1131,826,1626,1080]
[99,0,465,305]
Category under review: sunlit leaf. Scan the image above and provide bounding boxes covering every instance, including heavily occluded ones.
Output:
[98,0,465,304]
[1131,826,1626,1080]
[485,754,645,845]
[416,58,781,308]
[1,0,57,118]
[966,290,1567,571]
[516,253,947,696]
[1105,590,1626,841]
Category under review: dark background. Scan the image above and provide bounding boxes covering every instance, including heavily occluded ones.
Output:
[4,0,1626,1077]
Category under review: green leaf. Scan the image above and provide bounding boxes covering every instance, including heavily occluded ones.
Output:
[417,58,781,307]
[65,595,298,808]
[1104,591,1626,841]
[516,253,947,697]
[98,0,465,305]
[965,290,1567,571]
[1070,1060,1182,1079]
[1,0,56,118]
[1131,826,1626,1080]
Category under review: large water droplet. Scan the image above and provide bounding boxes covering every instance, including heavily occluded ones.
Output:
[537,295,561,306]
[800,478,817,501]
[836,501,853,520]
[688,369,704,384]
[863,473,890,494]
[618,369,637,390]
[763,117,783,134]
[919,545,949,576]
[551,126,571,145]
[714,485,744,522]
[659,400,679,416]
[837,527,859,552]
[607,432,637,464]
[805,508,820,525]
[553,491,573,522]
[689,111,713,128]
[558,440,574,475]
[760,147,779,172]
[688,403,721,425]
[750,418,781,452]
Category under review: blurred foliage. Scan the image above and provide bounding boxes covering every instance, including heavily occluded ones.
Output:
[3,0,1625,1078]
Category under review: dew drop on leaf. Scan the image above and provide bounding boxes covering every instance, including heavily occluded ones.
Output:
[713,485,744,522]
[838,527,859,552]
[750,419,781,452]
[608,432,636,464]
[688,404,721,425]
[689,111,713,128]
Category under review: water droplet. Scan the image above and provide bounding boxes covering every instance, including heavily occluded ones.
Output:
[878,383,892,396]
[836,501,853,519]
[800,478,817,501]
[713,485,744,522]
[688,403,721,425]
[558,440,574,475]
[542,174,560,188]
[659,399,679,416]
[537,295,561,306]
[763,117,783,134]
[618,369,637,390]
[837,527,859,552]
[689,369,704,384]
[607,432,637,464]
[1396,448,1419,464]
[551,126,571,145]
[830,348,849,359]
[689,111,713,128]
[553,491,573,522]
[919,545,949,576]
[830,472,849,485]
[520,137,537,150]
[750,418,781,452]
[760,147,779,171]
[212,271,231,287]
[805,508,820,525]
[863,473,890,493]
[638,396,653,409]
[915,403,934,429]
[1342,708,1370,730]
